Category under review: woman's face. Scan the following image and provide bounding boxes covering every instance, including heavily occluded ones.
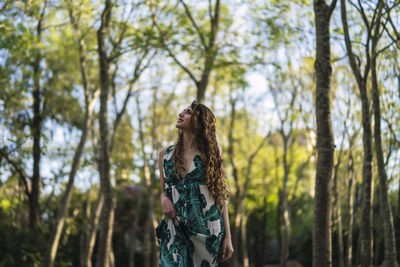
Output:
[176,105,193,131]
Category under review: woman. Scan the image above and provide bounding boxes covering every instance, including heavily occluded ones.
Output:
[156,100,234,266]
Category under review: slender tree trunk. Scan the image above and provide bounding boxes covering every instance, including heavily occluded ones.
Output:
[149,89,160,267]
[333,157,344,267]
[96,2,114,266]
[109,246,115,267]
[128,189,143,267]
[227,96,240,267]
[83,193,104,267]
[226,94,265,267]
[43,17,96,263]
[274,144,282,263]
[31,75,42,230]
[313,1,336,266]
[80,195,91,267]
[374,198,383,267]
[340,1,374,265]
[43,94,93,267]
[337,197,344,267]
[346,151,355,267]
[260,197,267,267]
[332,123,347,267]
[371,5,398,263]
[30,1,47,229]
[136,95,158,267]
[196,0,219,102]
[280,136,291,267]
[241,216,249,267]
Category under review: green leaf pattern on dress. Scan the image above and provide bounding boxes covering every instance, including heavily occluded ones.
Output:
[156,145,225,266]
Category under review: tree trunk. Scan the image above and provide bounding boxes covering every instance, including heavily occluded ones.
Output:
[279,136,291,267]
[136,95,158,267]
[337,197,344,267]
[332,120,347,267]
[128,188,143,267]
[195,0,220,103]
[79,195,91,267]
[374,198,383,267]
[333,158,344,267]
[83,193,104,267]
[31,76,42,230]
[156,0,220,103]
[43,95,92,267]
[340,0,374,265]
[274,148,282,265]
[346,150,356,267]
[43,19,95,264]
[226,94,265,267]
[313,1,336,266]
[227,97,240,267]
[371,5,398,263]
[30,2,47,229]
[96,1,114,266]
[241,216,249,267]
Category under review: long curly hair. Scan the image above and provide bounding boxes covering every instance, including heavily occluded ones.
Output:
[174,100,229,209]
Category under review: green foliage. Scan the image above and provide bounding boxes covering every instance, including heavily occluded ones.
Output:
[0,222,46,266]
[0,0,399,266]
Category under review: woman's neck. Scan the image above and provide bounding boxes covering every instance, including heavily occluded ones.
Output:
[182,132,197,151]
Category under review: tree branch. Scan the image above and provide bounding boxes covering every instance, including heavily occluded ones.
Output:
[152,17,199,85]
[179,0,207,49]
[0,147,31,198]
[329,0,338,17]
[340,0,362,85]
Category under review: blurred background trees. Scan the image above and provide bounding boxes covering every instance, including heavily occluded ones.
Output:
[0,0,399,266]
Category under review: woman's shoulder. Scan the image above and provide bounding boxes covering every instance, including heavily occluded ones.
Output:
[159,144,175,161]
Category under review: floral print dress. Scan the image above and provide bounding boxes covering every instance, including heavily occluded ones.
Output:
[156,145,225,267]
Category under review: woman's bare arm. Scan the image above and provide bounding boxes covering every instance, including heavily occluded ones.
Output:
[158,146,168,196]
[221,200,234,262]
[159,146,176,219]
[222,201,231,239]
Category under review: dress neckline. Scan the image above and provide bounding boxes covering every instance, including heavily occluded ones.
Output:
[183,153,200,178]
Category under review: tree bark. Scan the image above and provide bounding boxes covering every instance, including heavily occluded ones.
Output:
[332,130,345,267]
[96,1,114,266]
[82,193,104,267]
[346,148,356,267]
[340,0,374,265]
[371,3,398,264]
[30,0,48,230]
[313,0,336,266]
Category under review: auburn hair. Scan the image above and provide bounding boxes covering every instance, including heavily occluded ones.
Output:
[173,100,229,209]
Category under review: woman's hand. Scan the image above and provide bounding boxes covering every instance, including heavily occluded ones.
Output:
[220,236,234,262]
[161,193,176,219]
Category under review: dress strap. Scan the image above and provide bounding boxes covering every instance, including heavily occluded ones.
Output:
[164,144,175,161]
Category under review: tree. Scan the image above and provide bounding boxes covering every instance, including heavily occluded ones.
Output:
[269,70,302,267]
[370,2,398,265]
[340,1,399,265]
[95,1,155,265]
[313,0,337,266]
